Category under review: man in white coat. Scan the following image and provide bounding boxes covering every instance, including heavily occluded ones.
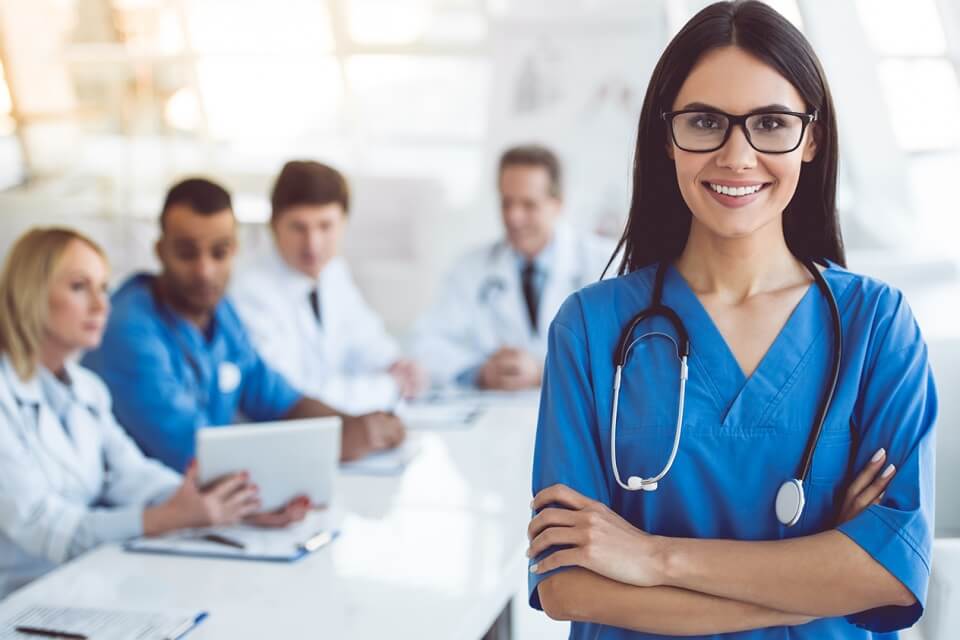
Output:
[410,145,613,390]
[231,161,426,413]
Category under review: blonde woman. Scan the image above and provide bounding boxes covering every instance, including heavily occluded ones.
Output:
[0,228,308,598]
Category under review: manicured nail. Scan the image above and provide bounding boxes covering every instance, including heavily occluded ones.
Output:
[871,448,885,463]
[529,563,539,573]
[882,464,896,478]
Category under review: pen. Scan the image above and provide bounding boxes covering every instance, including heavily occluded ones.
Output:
[14,626,87,639]
[164,612,208,640]
[300,530,335,552]
[197,533,246,550]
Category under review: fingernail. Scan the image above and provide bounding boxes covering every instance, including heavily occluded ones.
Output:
[882,464,895,478]
[871,448,885,463]
[529,500,534,509]
[529,563,538,573]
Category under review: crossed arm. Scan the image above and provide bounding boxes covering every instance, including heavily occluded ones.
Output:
[528,450,913,635]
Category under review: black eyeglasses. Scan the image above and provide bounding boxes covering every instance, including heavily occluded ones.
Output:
[661,109,818,154]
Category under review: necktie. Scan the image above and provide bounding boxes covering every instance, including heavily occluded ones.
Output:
[521,261,539,333]
[308,287,322,326]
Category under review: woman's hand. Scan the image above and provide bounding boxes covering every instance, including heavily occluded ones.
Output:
[144,462,261,535]
[836,447,896,525]
[527,484,665,587]
[245,495,312,528]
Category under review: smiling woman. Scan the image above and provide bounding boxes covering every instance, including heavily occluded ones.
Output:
[528,2,936,639]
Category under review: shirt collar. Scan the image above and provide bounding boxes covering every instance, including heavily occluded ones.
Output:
[1,354,97,412]
[149,276,229,347]
[511,235,556,273]
[267,246,328,297]
[37,361,99,418]
[1,355,42,405]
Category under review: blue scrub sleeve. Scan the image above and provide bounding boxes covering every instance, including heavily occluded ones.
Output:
[529,296,612,611]
[837,294,937,633]
[237,352,302,423]
[83,319,209,473]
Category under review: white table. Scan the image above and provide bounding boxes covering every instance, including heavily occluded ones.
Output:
[0,404,542,639]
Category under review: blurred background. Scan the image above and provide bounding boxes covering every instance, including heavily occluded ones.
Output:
[0,1,958,634]
[1,1,958,323]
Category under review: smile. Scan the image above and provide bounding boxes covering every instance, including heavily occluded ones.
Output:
[704,182,770,197]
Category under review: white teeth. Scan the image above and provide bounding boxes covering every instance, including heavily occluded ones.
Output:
[708,183,763,197]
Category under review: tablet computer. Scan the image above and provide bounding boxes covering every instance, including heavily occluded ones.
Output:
[196,417,341,512]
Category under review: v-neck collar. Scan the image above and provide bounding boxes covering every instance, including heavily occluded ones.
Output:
[661,263,841,430]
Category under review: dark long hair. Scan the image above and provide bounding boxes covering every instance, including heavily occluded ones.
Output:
[612,0,844,274]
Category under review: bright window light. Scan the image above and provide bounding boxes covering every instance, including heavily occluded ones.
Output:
[421,9,488,44]
[877,58,960,151]
[197,57,343,139]
[855,0,947,56]
[347,0,432,45]
[187,0,334,54]
[0,61,13,130]
[164,86,202,132]
[346,55,490,139]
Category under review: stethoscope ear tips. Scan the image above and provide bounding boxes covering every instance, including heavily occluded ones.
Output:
[627,476,658,491]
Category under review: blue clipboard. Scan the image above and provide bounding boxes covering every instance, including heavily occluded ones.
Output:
[124,513,338,562]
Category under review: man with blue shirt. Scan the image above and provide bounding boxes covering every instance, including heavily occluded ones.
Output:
[84,178,405,472]
[410,145,613,390]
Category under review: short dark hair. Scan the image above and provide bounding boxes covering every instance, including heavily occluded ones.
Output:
[498,145,563,199]
[271,161,350,223]
[160,178,233,230]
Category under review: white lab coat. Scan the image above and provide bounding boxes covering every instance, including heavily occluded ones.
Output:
[409,222,614,385]
[0,355,181,599]
[231,249,401,414]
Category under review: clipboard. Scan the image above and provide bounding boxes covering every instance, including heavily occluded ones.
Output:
[1,607,207,640]
[125,510,338,562]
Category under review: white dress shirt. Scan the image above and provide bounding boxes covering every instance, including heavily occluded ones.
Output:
[0,355,181,599]
[409,222,614,386]
[231,249,401,413]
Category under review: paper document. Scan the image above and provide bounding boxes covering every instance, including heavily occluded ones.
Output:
[416,386,540,407]
[126,509,337,561]
[340,435,421,475]
[397,403,482,430]
[1,606,206,640]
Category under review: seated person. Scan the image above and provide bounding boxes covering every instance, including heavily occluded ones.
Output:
[231,161,426,414]
[410,145,613,390]
[0,228,308,599]
[83,178,404,472]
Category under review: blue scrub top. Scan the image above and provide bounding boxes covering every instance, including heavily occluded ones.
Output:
[529,263,937,639]
[83,274,302,472]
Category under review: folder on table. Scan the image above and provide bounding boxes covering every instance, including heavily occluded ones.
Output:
[1,606,207,640]
[125,510,337,562]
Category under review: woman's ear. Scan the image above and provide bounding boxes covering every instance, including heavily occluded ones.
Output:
[802,123,819,163]
[666,142,675,161]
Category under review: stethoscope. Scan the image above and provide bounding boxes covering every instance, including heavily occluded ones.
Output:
[610,259,842,527]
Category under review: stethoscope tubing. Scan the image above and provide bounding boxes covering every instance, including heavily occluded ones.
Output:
[609,259,842,524]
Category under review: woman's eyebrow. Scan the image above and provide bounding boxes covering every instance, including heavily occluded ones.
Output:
[680,101,797,112]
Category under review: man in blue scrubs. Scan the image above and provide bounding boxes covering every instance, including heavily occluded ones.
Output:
[84,178,405,472]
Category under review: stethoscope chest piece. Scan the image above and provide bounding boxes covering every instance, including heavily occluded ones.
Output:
[775,478,805,527]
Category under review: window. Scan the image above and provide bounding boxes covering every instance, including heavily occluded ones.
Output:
[854,0,960,251]
[856,0,960,151]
